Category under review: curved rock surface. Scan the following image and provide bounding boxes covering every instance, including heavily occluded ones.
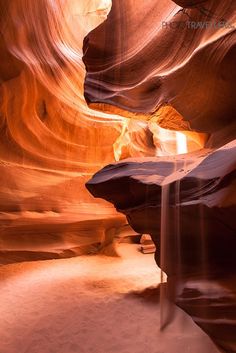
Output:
[86,140,236,353]
[84,0,236,147]
[0,0,236,351]
[84,2,236,349]
[1,0,235,263]
[0,0,155,263]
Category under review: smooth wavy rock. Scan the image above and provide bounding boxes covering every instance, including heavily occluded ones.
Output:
[84,0,236,147]
[0,0,132,263]
[86,140,236,353]
[0,0,181,264]
[2,0,206,263]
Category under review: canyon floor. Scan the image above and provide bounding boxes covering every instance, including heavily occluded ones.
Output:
[0,244,220,353]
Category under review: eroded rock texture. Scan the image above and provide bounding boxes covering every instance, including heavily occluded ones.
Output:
[87,141,236,273]
[84,1,236,351]
[1,0,236,350]
[87,140,236,353]
[0,0,214,264]
[84,0,236,146]
[0,0,133,263]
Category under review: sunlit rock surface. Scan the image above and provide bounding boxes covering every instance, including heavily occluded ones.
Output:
[0,0,211,263]
[0,0,130,263]
[1,0,235,263]
[87,140,236,353]
[84,8,236,350]
[84,0,236,146]
[0,0,236,351]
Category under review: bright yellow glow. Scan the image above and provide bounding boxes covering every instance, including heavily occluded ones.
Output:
[113,121,202,161]
[113,119,129,161]
[149,124,190,156]
[176,131,188,154]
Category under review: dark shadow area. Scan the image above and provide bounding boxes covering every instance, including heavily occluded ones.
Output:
[124,284,161,305]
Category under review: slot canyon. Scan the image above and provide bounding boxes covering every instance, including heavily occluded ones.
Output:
[0,0,235,352]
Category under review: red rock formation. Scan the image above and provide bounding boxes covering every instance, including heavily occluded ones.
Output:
[86,140,236,353]
[173,0,208,7]
[1,0,236,348]
[84,2,236,351]
[84,0,236,146]
[0,0,216,263]
[0,0,129,263]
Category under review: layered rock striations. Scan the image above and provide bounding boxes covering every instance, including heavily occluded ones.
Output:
[84,0,236,146]
[0,0,129,263]
[84,2,236,351]
[0,0,236,350]
[0,0,214,264]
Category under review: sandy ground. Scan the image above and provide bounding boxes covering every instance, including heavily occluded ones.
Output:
[0,244,220,353]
